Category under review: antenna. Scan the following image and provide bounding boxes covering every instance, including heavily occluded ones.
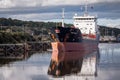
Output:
[62,8,64,27]
[84,0,88,16]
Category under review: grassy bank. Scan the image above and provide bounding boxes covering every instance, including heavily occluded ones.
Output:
[0,31,36,44]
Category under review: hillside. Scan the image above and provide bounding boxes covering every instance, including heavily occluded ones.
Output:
[99,25,120,37]
[0,18,72,28]
[0,17,120,43]
[0,32,36,44]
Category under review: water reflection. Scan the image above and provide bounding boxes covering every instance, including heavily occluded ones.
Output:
[98,43,120,66]
[0,43,120,80]
[0,52,32,67]
[0,52,51,80]
[48,49,100,78]
[96,43,120,80]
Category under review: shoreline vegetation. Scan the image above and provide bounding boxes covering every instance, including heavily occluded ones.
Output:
[0,31,35,44]
[0,17,120,44]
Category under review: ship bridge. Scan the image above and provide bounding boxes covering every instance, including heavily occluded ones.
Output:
[73,14,98,36]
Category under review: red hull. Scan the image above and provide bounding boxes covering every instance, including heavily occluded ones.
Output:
[51,41,98,62]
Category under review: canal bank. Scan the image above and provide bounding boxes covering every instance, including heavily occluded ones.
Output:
[0,42,51,59]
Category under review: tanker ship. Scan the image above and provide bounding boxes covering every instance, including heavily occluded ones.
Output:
[48,5,99,76]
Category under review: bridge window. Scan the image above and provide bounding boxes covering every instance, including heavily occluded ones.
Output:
[75,18,95,20]
[90,28,92,30]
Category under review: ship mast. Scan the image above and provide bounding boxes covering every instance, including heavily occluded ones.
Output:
[62,8,65,27]
[84,0,88,16]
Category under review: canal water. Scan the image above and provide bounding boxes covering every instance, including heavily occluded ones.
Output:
[0,43,120,80]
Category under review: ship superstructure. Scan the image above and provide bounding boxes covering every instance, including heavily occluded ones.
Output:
[73,5,99,40]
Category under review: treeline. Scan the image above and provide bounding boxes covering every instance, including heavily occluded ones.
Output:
[0,17,120,44]
[0,32,36,44]
[0,18,72,27]
[99,25,120,37]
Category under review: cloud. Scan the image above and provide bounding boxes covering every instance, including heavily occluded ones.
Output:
[98,18,120,27]
[0,0,42,8]
[41,0,120,6]
[0,0,120,8]
[0,0,13,8]
[1,1,120,18]
[0,0,119,26]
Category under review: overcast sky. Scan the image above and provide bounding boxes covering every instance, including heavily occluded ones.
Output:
[0,0,120,27]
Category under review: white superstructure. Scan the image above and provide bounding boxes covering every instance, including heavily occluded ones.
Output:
[73,14,98,35]
[73,2,98,37]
